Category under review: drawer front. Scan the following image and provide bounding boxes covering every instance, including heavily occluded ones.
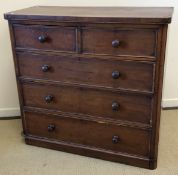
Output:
[13,24,76,52]
[17,53,154,92]
[82,28,157,57]
[24,111,150,156]
[22,83,152,124]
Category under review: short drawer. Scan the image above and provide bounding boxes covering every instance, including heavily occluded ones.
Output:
[24,111,150,156]
[82,28,157,57]
[17,52,155,93]
[13,24,76,52]
[22,83,152,124]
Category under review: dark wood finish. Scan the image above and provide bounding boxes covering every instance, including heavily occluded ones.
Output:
[5,6,173,169]
[4,6,173,24]
[25,136,150,169]
[23,106,151,129]
[82,28,157,57]
[22,82,152,124]
[13,24,76,52]
[17,52,155,93]
[149,25,169,169]
[24,111,150,156]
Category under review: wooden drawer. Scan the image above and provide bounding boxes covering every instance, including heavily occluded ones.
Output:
[17,52,155,93]
[24,111,150,156]
[5,6,173,169]
[22,83,152,124]
[13,24,76,52]
[82,28,157,57]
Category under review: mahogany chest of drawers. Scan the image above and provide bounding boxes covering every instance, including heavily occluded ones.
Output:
[5,6,173,169]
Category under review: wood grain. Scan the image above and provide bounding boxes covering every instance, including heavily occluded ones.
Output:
[24,111,150,156]
[82,27,157,57]
[22,82,152,124]
[17,52,155,93]
[4,6,173,169]
[4,6,173,24]
[13,24,76,52]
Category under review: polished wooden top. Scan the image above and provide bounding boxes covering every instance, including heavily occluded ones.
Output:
[4,6,173,24]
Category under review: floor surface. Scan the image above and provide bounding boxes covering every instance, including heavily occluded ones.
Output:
[0,110,178,175]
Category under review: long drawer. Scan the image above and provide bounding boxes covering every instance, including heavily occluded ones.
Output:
[17,52,155,93]
[13,24,76,52]
[24,111,150,156]
[22,83,152,124]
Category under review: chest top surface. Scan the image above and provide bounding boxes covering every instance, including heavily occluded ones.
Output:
[4,6,173,24]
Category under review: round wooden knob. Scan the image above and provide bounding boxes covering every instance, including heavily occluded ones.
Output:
[112,102,119,111]
[112,71,120,79]
[112,136,120,144]
[112,40,120,48]
[38,35,47,43]
[42,65,50,72]
[44,95,54,103]
[48,124,55,132]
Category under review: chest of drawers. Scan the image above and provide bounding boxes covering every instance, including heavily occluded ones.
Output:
[5,6,173,169]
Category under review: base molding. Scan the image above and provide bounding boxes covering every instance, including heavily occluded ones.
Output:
[162,99,178,109]
[0,107,20,117]
[25,135,153,169]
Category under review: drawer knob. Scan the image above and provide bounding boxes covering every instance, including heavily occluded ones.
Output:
[112,102,120,111]
[48,124,55,132]
[44,95,54,103]
[42,65,50,72]
[38,35,47,43]
[112,135,120,144]
[112,71,120,79]
[112,40,120,48]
